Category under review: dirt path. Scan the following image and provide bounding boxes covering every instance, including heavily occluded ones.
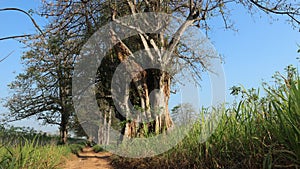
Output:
[62,147,114,169]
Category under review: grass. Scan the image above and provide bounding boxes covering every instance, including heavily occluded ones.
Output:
[0,65,298,169]
[0,139,70,169]
[0,126,86,169]
[92,144,105,153]
[0,136,71,169]
[111,66,300,168]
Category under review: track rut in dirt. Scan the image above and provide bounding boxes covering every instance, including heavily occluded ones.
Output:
[62,147,113,169]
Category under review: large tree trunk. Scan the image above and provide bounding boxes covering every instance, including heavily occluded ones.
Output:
[123,70,173,138]
[110,24,174,140]
[151,71,173,134]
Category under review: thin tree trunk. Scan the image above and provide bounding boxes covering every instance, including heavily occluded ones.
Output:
[106,107,112,145]
[60,113,69,144]
[97,110,103,145]
[97,125,103,145]
[103,112,107,144]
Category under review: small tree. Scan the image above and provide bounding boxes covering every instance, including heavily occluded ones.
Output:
[4,33,77,144]
[171,103,199,126]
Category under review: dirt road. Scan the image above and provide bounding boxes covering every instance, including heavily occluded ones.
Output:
[62,147,113,169]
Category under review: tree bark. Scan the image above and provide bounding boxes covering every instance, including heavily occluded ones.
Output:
[110,34,174,139]
[122,69,173,138]
[97,123,103,145]
[60,113,69,144]
[97,106,112,145]
[106,107,112,145]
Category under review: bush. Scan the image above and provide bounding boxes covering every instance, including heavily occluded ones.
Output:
[92,144,104,153]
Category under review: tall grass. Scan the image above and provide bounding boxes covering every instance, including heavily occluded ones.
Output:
[0,125,59,146]
[0,137,70,169]
[263,70,300,168]
[112,66,300,169]
[0,126,85,169]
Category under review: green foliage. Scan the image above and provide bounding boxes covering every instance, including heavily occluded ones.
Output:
[0,140,70,169]
[92,144,104,153]
[67,143,85,155]
[0,125,86,169]
[262,67,300,166]
[112,65,300,169]
[0,125,59,146]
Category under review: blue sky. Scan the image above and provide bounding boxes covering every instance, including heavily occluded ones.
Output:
[0,1,299,133]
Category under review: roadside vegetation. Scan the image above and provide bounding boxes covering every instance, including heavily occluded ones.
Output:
[0,65,299,169]
[1,65,299,169]
[0,126,85,169]
[112,65,300,169]
[0,1,299,168]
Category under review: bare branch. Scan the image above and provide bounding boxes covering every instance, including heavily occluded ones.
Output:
[0,8,45,37]
[0,34,32,41]
[166,19,195,60]
[249,0,300,25]
[0,50,14,63]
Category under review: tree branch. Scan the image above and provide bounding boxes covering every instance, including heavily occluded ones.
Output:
[0,34,32,41]
[249,0,300,25]
[0,50,14,63]
[0,7,45,40]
